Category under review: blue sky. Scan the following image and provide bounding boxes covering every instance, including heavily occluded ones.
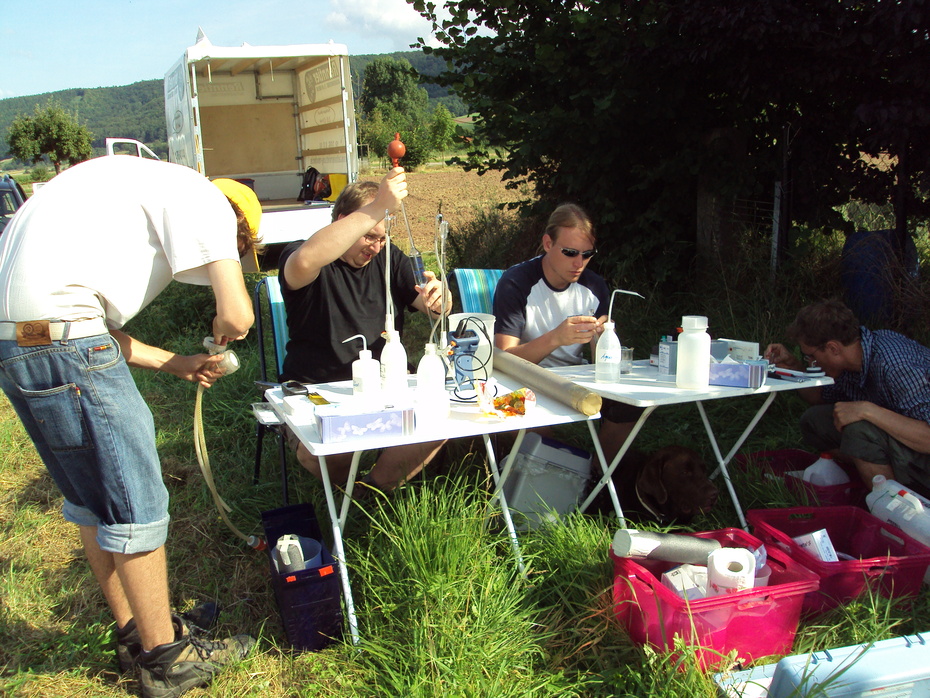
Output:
[3,0,437,99]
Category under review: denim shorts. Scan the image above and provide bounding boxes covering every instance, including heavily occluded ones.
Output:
[0,334,169,553]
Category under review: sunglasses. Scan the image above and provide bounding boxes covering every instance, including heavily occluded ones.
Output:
[559,247,597,259]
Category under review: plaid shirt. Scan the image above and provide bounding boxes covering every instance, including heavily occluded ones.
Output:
[822,327,930,424]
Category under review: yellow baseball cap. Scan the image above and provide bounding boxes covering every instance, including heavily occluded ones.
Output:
[212,178,262,237]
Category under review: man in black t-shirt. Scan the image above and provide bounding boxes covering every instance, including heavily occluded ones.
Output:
[278,168,451,490]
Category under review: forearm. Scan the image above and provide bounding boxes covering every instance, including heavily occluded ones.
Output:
[495,332,561,366]
[111,329,182,374]
[860,403,930,453]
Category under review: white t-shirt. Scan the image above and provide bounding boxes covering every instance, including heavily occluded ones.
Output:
[0,157,240,328]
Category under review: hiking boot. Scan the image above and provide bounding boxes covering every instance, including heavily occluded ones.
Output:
[115,602,222,673]
[137,623,254,698]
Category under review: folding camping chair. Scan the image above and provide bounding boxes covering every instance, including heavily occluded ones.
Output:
[253,275,292,504]
[451,268,505,315]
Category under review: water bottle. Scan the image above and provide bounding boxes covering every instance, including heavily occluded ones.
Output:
[380,329,410,398]
[801,453,850,487]
[415,342,450,428]
[866,475,930,551]
[595,320,622,383]
[676,316,711,390]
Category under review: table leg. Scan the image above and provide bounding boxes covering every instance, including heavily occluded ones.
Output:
[696,392,777,530]
[484,431,527,577]
[577,406,657,518]
[317,454,360,645]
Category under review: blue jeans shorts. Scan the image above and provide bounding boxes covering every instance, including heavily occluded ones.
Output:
[0,334,169,553]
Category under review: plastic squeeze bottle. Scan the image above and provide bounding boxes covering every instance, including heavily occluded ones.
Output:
[595,319,622,383]
[801,453,850,487]
[415,342,450,428]
[343,334,381,398]
[676,316,711,389]
[380,329,410,398]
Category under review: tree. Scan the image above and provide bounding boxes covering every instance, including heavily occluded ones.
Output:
[430,104,456,153]
[416,0,930,281]
[7,99,93,174]
[358,57,434,168]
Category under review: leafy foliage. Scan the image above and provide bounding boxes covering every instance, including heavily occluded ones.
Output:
[416,0,930,282]
[6,99,93,173]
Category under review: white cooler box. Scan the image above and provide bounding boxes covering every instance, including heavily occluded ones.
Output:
[502,433,592,529]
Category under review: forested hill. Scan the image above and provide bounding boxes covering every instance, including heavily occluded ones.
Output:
[0,51,456,157]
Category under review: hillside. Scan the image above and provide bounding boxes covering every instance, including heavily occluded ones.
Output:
[0,51,460,160]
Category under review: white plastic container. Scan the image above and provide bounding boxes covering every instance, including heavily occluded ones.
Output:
[801,453,850,487]
[867,476,930,581]
[595,320,622,383]
[502,433,592,530]
[344,333,381,398]
[380,329,410,399]
[415,342,450,429]
[676,315,711,390]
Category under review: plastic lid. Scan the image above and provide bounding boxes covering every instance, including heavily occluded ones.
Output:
[681,315,708,330]
[424,342,438,354]
[359,349,373,360]
[603,320,615,330]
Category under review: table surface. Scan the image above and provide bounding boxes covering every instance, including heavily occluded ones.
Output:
[265,373,597,457]
[548,361,833,407]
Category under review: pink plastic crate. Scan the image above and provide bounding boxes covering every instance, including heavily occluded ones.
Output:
[735,449,867,507]
[747,506,930,614]
[611,528,820,670]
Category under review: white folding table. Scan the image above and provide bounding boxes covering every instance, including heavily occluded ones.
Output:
[264,373,596,644]
[547,362,833,529]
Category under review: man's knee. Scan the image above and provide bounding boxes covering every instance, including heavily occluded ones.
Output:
[799,404,839,451]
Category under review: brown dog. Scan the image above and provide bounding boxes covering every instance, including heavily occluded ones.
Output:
[588,445,719,525]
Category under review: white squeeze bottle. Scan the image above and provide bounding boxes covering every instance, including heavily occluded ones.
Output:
[676,315,711,389]
[343,334,381,398]
[380,329,410,398]
[595,319,622,383]
[415,342,450,428]
[801,453,850,487]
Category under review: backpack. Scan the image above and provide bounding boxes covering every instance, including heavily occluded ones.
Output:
[297,167,332,202]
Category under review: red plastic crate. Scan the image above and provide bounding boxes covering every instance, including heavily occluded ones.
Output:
[735,449,867,507]
[611,528,820,670]
[746,506,930,614]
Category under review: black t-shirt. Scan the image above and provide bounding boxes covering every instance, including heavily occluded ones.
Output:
[278,242,419,383]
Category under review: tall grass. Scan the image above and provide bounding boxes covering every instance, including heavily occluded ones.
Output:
[2,204,930,697]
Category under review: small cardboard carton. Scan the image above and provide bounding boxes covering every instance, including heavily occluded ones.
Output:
[709,360,766,388]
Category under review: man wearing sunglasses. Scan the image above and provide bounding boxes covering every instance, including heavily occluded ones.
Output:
[765,299,930,498]
[493,203,643,460]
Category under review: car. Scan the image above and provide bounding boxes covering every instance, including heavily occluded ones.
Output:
[0,173,27,236]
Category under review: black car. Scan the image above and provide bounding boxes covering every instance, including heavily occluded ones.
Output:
[0,174,27,236]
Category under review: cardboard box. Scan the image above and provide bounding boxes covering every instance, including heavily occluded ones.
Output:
[315,402,415,444]
[791,528,839,562]
[719,338,761,361]
[661,563,708,600]
[708,360,766,388]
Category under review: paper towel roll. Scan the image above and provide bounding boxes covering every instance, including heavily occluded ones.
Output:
[612,529,722,564]
[706,547,756,596]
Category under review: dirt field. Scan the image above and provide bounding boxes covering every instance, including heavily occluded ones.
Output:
[357,168,527,249]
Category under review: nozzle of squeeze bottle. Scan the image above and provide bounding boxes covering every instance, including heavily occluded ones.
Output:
[202,337,240,375]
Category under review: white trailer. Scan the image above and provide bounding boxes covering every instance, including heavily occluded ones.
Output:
[164,30,359,258]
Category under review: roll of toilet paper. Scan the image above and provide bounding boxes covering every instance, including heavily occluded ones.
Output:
[612,529,722,564]
[706,547,756,596]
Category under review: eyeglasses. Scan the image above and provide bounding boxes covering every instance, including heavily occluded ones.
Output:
[362,233,387,247]
[559,247,597,259]
[801,346,824,365]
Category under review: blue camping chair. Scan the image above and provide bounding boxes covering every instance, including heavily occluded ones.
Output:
[452,268,505,315]
[253,275,292,503]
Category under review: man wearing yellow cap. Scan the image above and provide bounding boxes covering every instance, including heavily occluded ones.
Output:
[0,156,258,697]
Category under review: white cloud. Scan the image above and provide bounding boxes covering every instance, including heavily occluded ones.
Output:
[326,0,437,51]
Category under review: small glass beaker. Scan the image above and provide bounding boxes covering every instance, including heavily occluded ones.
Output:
[620,346,633,374]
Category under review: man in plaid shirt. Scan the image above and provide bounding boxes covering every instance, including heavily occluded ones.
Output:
[765,299,930,498]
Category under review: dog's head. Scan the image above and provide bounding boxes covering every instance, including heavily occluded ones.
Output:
[635,445,719,524]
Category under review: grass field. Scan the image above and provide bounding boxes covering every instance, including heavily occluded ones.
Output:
[2,198,930,696]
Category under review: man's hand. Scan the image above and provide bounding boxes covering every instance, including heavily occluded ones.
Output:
[833,401,874,431]
[416,271,451,316]
[555,315,599,346]
[764,342,803,370]
[165,353,229,388]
